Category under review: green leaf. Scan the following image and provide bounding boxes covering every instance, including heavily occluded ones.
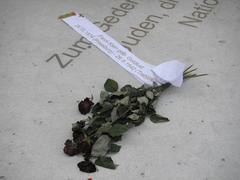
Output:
[130,115,145,126]
[146,91,154,100]
[91,135,111,157]
[108,123,128,137]
[137,96,149,105]
[120,85,141,97]
[117,105,129,118]
[130,97,137,103]
[111,107,119,122]
[146,104,156,115]
[152,89,161,97]
[128,113,140,121]
[108,143,121,153]
[98,102,113,114]
[104,79,118,92]
[119,96,129,106]
[95,156,116,169]
[111,91,126,97]
[89,116,106,127]
[120,84,132,92]
[150,114,169,123]
[91,103,102,115]
[138,104,146,115]
[100,91,109,104]
[95,122,112,137]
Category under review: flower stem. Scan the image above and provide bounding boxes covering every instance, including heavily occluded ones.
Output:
[154,65,207,93]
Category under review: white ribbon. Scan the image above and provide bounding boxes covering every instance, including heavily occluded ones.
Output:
[60,12,185,87]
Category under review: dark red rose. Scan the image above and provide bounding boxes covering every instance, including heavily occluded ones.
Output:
[63,139,80,156]
[78,98,94,115]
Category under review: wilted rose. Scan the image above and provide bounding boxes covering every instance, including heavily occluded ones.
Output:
[78,98,94,115]
[63,139,80,156]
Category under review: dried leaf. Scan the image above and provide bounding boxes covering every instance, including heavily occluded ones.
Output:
[77,160,96,173]
[89,116,106,127]
[146,91,154,100]
[131,115,145,126]
[91,103,102,115]
[98,102,113,115]
[120,85,140,97]
[91,135,111,157]
[120,84,132,92]
[138,104,147,115]
[146,104,156,115]
[100,91,109,104]
[108,123,128,137]
[104,79,118,92]
[117,105,129,118]
[130,97,137,103]
[111,91,126,97]
[119,96,129,106]
[95,156,116,169]
[108,143,121,153]
[95,122,112,137]
[137,96,149,105]
[150,114,169,123]
[111,107,119,122]
[128,113,140,121]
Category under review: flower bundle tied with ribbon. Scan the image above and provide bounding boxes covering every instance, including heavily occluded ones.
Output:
[59,12,207,173]
[63,66,206,173]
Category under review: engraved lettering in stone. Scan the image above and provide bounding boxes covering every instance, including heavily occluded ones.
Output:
[46,54,73,68]
[62,48,82,58]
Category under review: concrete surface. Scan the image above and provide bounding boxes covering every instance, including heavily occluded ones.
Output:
[0,0,240,180]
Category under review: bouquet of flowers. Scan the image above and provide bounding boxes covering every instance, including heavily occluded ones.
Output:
[63,65,207,173]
